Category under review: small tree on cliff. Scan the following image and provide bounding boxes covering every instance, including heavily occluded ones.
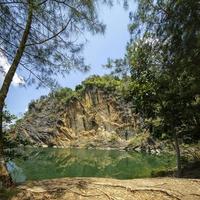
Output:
[0,0,125,187]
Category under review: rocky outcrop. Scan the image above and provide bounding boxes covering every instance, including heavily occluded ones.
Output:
[11,87,145,148]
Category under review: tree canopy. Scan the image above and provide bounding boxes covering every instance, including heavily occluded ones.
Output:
[0,0,111,87]
[106,0,200,176]
[0,0,129,187]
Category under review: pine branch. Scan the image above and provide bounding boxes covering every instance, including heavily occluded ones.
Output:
[26,17,72,46]
[0,47,51,88]
[37,0,48,6]
[0,35,63,67]
[0,1,24,5]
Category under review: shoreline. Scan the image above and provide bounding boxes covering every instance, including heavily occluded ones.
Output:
[5,144,165,154]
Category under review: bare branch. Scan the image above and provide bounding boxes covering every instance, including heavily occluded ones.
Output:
[21,63,50,88]
[148,0,170,17]
[32,14,71,47]
[37,0,48,6]
[53,0,92,23]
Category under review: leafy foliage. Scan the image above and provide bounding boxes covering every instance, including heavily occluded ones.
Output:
[2,106,17,130]
[0,0,129,88]
[54,87,76,104]
[107,0,200,142]
[0,0,104,87]
[104,0,200,175]
[82,75,122,91]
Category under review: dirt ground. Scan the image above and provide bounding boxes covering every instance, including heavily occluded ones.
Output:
[11,177,200,200]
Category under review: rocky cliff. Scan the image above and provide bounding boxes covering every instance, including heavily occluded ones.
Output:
[9,76,161,151]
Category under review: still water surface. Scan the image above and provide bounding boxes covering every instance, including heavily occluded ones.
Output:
[7,148,175,183]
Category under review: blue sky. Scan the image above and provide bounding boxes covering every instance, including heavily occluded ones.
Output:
[3,2,136,117]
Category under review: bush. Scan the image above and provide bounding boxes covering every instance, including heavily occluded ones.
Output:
[54,87,76,104]
[28,100,36,110]
[82,75,122,91]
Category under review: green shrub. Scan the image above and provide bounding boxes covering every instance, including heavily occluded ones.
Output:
[82,75,122,91]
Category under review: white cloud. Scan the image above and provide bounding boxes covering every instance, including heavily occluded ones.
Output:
[0,52,24,87]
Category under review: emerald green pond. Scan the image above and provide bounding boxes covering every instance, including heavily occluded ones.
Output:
[7,148,175,183]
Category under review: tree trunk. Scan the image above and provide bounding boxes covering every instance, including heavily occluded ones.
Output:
[173,132,182,177]
[0,128,12,188]
[0,2,33,188]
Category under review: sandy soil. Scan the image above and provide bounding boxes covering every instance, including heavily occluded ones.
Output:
[11,177,200,200]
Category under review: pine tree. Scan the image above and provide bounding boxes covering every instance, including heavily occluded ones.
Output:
[0,0,116,187]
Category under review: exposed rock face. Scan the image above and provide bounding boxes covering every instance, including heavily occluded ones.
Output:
[12,87,144,148]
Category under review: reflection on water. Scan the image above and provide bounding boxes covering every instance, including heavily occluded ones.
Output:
[7,161,26,183]
[8,148,175,183]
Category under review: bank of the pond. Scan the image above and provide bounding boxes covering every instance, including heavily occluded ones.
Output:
[5,177,200,200]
